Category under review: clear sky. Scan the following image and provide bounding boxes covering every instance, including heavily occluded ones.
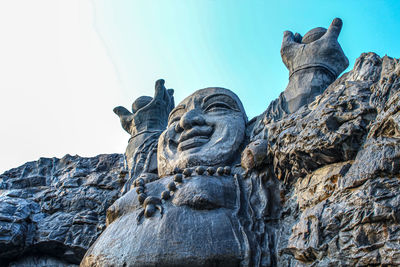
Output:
[0,0,399,173]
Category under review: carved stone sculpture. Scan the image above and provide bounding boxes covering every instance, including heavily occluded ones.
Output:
[82,87,250,266]
[157,87,247,176]
[113,79,174,193]
[257,18,348,125]
[1,18,400,267]
[81,18,350,266]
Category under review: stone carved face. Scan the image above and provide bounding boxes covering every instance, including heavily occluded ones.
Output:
[158,87,247,177]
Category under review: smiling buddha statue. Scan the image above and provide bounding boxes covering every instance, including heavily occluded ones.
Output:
[81,18,349,267]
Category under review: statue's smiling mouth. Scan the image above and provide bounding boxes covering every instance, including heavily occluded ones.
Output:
[178,136,210,151]
[178,126,213,151]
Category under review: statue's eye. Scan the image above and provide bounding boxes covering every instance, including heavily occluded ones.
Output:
[168,105,186,126]
[170,116,181,124]
[168,116,181,128]
[174,120,183,132]
[204,102,233,112]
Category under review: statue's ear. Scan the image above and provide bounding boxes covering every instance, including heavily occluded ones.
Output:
[154,79,166,101]
[167,89,175,111]
[113,106,132,117]
[113,106,134,134]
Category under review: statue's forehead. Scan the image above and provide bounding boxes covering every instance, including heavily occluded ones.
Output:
[167,87,248,124]
[178,87,244,111]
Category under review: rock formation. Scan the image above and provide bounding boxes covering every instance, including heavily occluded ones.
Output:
[275,53,400,266]
[0,154,125,266]
[1,18,399,266]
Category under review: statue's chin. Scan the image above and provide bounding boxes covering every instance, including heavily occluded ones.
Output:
[159,144,235,177]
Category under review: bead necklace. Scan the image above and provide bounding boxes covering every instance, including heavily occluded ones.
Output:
[134,166,232,221]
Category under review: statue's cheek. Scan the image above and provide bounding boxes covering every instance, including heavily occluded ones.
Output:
[159,127,179,155]
[206,114,245,136]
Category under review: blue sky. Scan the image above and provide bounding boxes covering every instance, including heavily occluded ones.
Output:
[94,0,400,118]
[0,0,399,172]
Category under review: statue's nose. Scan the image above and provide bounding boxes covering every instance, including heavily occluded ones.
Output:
[179,109,206,130]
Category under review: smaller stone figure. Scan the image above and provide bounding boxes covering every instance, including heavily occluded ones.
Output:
[113,79,174,192]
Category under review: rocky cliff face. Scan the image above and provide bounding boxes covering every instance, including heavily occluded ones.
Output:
[263,53,400,266]
[0,154,125,266]
[0,52,399,266]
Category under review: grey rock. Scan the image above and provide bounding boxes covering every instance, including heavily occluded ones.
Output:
[275,53,400,266]
[0,154,124,266]
[263,64,377,184]
[9,256,78,267]
[241,139,269,172]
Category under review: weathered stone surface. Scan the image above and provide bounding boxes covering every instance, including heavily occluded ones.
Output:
[0,154,125,266]
[9,256,76,267]
[294,161,351,211]
[275,53,400,266]
[253,52,382,185]
[1,18,399,267]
